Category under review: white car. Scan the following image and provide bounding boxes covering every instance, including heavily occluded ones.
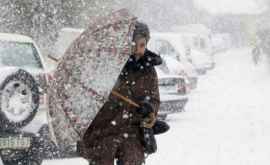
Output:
[149,33,198,90]
[156,68,188,120]
[0,33,59,165]
[179,32,215,72]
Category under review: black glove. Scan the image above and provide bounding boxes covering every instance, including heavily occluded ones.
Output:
[153,120,170,135]
[137,101,154,117]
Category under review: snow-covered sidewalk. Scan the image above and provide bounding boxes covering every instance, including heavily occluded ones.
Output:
[147,47,270,165]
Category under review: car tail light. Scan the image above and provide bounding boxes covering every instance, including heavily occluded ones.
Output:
[39,94,45,105]
[177,79,186,94]
[185,84,191,94]
[177,85,184,93]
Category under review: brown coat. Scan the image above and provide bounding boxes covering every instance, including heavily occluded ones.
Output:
[78,50,162,164]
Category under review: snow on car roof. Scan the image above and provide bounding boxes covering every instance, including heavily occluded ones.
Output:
[149,33,198,77]
[150,32,186,53]
[0,33,34,43]
[155,67,185,79]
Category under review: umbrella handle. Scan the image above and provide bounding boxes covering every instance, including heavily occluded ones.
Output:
[111,90,156,128]
[111,90,140,108]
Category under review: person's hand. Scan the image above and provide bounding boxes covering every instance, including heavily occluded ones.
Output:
[137,101,154,117]
[137,101,156,128]
[141,112,156,128]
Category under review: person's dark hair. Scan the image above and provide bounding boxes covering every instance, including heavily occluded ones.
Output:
[133,21,150,43]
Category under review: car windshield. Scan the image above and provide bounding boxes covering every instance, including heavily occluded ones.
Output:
[0,41,43,69]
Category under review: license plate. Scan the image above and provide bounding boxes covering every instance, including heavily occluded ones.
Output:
[0,137,31,149]
[160,100,186,113]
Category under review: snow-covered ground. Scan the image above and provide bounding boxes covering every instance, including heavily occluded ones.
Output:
[42,158,88,165]
[42,47,270,164]
[147,47,270,165]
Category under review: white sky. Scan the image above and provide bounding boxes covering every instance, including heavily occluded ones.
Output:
[194,0,267,14]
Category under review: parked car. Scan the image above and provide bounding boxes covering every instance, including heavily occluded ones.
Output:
[180,32,215,72]
[0,33,59,165]
[172,24,215,71]
[156,68,188,120]
[149,33,198,90]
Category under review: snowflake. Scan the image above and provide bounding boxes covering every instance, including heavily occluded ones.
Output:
[123,113,129,119]
[123,133,129,138]
[145,96,151,101]
[111,120,117,126]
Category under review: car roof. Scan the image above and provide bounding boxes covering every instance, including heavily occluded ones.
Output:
[155,67,185,79]
[149,32,186,54]
[0,33,34,43]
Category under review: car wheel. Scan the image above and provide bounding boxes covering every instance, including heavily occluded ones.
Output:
[0,69,39,130]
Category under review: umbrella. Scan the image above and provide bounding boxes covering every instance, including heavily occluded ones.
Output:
[48,9,137,152]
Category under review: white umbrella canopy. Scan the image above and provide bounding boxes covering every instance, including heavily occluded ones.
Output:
[48,9,137,152]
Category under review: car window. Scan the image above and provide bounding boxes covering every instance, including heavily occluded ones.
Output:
[0,41,43,69]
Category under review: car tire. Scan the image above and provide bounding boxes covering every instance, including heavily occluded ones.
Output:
[0,69,39,129]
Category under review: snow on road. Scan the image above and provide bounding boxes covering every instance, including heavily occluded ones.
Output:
[42,158,88,165]
[147,48,270,165]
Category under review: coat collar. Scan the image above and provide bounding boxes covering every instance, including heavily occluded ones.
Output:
[125,49,162,72]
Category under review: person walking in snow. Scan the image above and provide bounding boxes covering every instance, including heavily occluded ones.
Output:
[77,21,162,165]
[252,46,261,65]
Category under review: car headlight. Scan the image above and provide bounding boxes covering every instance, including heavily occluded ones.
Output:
[0,69,39,129]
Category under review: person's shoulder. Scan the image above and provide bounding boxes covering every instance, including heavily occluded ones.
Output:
[145,49,162,66]
[143,50,160,77]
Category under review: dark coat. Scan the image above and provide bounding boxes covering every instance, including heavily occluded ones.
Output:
[78,49,162,162]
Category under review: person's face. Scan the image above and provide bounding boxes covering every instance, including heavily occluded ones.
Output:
[134,38,147,57]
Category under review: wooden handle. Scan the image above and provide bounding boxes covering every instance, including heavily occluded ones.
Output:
[111,90,140,108]
[112,90,156,128]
